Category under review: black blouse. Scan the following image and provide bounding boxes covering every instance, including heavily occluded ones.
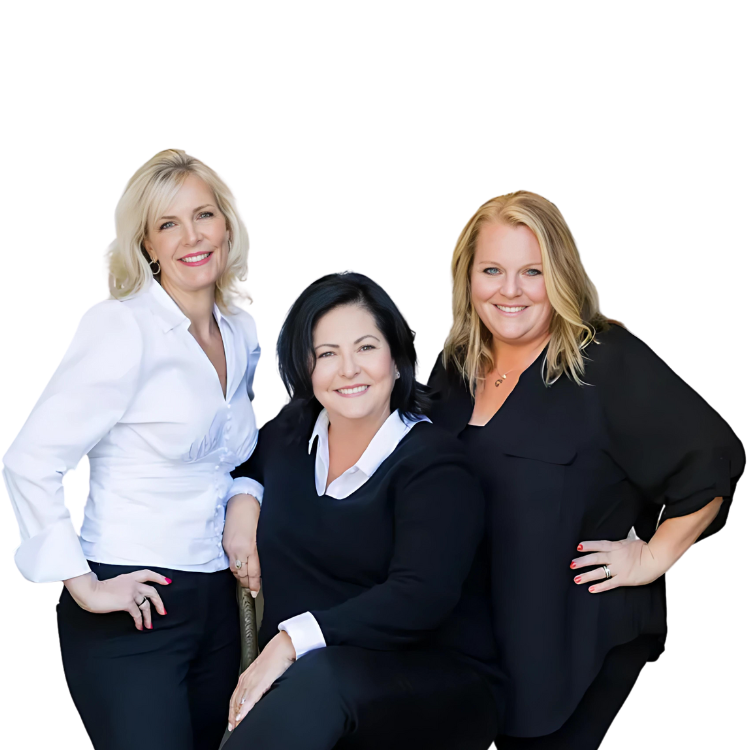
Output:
[427,324,744,737]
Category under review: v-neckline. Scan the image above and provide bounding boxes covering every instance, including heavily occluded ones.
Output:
[465,346,548,430]
[186,313,230,401]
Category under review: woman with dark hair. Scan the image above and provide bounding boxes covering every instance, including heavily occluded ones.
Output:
[220,272,503,749]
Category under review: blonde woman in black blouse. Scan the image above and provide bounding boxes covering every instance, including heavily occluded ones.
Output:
[428,191,745,749]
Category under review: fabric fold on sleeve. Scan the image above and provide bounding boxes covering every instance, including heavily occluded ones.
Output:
[2,301,143,582]
[597,327,745,543]
[228,477,264,505]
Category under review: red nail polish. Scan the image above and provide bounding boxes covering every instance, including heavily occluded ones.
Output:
[570,562,576,569]
[164,578,172,584]
[574,576,581,583]
[577,544,583,551]
[147,623,153,629]
[589,586,595,592]
[163,609,168,615]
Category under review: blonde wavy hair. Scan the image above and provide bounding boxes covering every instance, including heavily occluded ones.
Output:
[444,191,610,392]
[108,149,250,313]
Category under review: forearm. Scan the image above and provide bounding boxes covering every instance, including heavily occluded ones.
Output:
[649,496,723,573]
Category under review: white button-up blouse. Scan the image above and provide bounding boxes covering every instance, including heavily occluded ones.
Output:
[3,280,260,583]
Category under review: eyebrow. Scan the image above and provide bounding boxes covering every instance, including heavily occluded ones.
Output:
[157,204,215,221]
[314,334,381,350]
[475,260,542,267]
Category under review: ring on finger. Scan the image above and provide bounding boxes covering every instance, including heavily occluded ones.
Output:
[137,596,148,607]
[235,559,243,570]
[602,564,612,580]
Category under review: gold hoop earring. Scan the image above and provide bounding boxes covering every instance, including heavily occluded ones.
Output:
[149,258,161,275]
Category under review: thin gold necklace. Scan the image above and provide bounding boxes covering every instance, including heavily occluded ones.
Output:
[490,339,550,387]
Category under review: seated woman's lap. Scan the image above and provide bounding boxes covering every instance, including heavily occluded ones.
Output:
[222,646,498,750]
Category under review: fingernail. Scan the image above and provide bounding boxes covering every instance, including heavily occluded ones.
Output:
[577,544,583,551]
[164,578,172,584]
[574,576,581,583]
[251,590,258,599]
[589,586,595,592]
[228,723,233,732]
[570,562,576,569]
[147,623,153,629]
[163,609,167,615]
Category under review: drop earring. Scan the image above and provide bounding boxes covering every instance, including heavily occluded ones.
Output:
[149,258,161,275]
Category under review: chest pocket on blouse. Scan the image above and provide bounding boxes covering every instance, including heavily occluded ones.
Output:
[495,440,577,529]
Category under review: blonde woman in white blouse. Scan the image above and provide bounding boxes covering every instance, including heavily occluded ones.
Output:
[3,150,262,750]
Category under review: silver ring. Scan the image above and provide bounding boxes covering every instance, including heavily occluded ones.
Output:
[137,596,148,607]
[235,559,243,570]
[603,565,611,580]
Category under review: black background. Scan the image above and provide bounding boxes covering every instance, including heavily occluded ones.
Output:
[0,144,750,750]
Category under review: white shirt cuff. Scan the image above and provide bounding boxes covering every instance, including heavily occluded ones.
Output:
[14,518,91,583]
[228,477,264,505]
[278,612,326,659]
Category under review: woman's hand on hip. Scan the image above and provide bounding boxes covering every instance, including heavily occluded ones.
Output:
[63,570,171,630]
[570,538,666,593]
[227,631,296,732]
[223,493,261,596]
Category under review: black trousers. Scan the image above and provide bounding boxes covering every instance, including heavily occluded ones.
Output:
[57,562,240,750]
[221,646,499,750]
[496,636,654,750]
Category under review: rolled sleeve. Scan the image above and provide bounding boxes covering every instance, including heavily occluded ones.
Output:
[598,326,745,543]
[279,611,327,659]
[2,301,142,582]
[228,477,264,505]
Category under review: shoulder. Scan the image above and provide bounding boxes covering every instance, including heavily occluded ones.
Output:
[397,421,469,468]
[77,299,141,347]
[258,402,317,450]
[62,299,143,378]
[227,308,258,342]
[585,323,668,379]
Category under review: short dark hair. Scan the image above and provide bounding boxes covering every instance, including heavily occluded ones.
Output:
[277,272,429,421]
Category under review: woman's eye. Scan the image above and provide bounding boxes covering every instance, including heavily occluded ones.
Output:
[525,268,542,276]
[317,351,334,359]
[198,211,214,219]
[483,267,500,275]
[359,344,375,352]
[159,221,175,230]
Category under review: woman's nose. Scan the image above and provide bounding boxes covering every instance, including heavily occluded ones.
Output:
[500,275,521,298]
[182,223,200,246]
[339,354,361,378]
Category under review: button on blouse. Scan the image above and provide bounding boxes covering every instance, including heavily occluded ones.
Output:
[3,280,260,582]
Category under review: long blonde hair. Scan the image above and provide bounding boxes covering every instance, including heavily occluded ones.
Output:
[445,191,609,391]
[108,149,250,313]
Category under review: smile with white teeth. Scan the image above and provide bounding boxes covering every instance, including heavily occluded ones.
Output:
[180,252,211,263]
[495,304,527,312]
[336,385,369,395]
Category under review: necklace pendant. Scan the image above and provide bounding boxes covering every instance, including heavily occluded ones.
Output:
[494,374,506,387]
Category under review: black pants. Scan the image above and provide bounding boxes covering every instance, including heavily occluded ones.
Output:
[496,636,654,750]
[57,562,240,750]
[221,646,499,750]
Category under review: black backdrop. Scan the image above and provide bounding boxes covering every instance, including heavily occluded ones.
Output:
[0,150,750,750]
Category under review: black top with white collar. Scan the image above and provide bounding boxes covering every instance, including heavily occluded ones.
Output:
[232,406,504,697]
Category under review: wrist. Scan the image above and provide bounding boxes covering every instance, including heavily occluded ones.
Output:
[276,631,297,662]
[644,538,674,578]
[63,571,99,605]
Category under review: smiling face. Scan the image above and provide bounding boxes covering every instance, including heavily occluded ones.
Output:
[143,174,230,296]
[470,221,554,346]
[311,304,397,425]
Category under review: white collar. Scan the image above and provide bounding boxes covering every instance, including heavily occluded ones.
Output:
[147,279,226,333]
[308,408,414,472]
